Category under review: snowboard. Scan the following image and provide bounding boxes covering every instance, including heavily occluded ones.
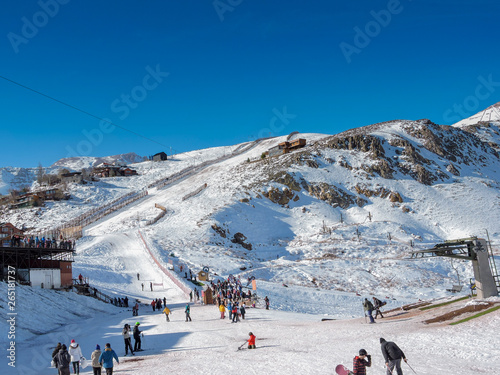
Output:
[335,364,354,375]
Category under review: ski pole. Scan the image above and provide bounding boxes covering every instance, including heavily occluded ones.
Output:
[385,363,394,374]
[405,360,417,374]
[237,341,246,351]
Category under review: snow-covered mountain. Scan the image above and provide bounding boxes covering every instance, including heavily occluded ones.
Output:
[453,101,500,128]
[2,104,500,375]
[1,104,499,302]
[51,151,146,170]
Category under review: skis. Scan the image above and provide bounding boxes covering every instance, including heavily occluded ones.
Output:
[335,364,354,375]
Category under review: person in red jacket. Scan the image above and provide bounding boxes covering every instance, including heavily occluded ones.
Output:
[353,349,371,375]
[247,332,256,349]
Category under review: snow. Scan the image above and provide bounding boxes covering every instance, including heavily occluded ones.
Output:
[1,126,500,374]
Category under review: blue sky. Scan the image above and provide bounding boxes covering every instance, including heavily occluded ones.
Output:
[1,0,499,168]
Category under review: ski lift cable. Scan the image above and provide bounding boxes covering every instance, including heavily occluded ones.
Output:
[0,74,168,148]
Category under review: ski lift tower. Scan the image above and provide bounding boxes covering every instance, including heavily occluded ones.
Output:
[410,237,499,299]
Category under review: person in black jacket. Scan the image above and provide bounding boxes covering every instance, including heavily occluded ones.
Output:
[133,322,142,351]
[52,342,61,370]
[56,344,71,375]
[380,338,407,375]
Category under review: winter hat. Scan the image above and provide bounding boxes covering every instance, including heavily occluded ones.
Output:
[249,332,253,336]
[71,339,75,343]
[135,322,140,326]
[380,338,386,344]
[96,345,100,350]
[359,349,367,356]
[61,344,67,350]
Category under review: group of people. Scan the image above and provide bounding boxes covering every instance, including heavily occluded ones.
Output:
[52,340,120,375]
[218,300,247,322]
[150,297,167,311]
[10,235,75,249]
[351,338,407,375]
[362,297,386,324]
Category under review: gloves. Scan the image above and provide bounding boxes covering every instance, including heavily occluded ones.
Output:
[367,354,371,361]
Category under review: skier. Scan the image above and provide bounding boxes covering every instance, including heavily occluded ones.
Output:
[98,343,119,374]
[372,297,385,319]
[264,296,270,310]
[56,344,71,375]
[380,338,407,375]
[122,324,135,356]
[68,339,83,375]
[185,303,192,321]
[363,298,375,324]
[248,332,256,349]
[133,322,142,352]
[353,349,372,375]
[90,345,102,375]
[163,306,171,322]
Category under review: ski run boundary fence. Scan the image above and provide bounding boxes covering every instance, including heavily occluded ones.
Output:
[145,203,167,226]
[182,183,207,201]
[35,190,148,239]
[138,230,192,298]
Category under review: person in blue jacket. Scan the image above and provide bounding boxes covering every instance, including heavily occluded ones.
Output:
[98,343,119,375]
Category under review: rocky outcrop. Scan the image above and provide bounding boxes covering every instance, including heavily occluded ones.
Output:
[231,232,252,250]
[304,182,366,209]
[262,187,297,206]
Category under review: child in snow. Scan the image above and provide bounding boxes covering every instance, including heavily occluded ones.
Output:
[219,303,226,319]
[68,339,83,375]
[91,345,102,375]
[353,349,371,375]
[248,332,256,349]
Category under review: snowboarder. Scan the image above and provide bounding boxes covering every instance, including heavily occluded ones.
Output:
[380,338,407,375]
[248,332,256,349]
[122,324,134,356]
[91,345,102,375]
[68,339,83,375]
[56,344,71,375]
[363,298,375,324]
[353,349,371,375]
[185,303,192,321]
[163,306,171,322]
[133,322,142,352]
[373,297,385,319]
[264,296,270,310]
[98,343,119,374]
